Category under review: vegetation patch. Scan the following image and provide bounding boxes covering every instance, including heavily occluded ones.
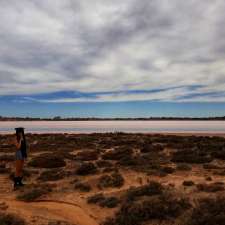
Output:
[87,193,120,208]
[28,153,66,168]
[140,144,164,153]
[48,220,73,225]
[185,197,225,225]
[38,169,65,181]
[0,154,14,162]
[125,181,163,202]
[76,150,99,161]
[98,172,124,189]
[76,162,97,175]
[96,160,113,168]
[0,212,26,225]
[17,184,52,202]
[176,163,192,171]
[103,192,190,225]
[196,182,224,192]
[74,182,92,192]
[183,180,195,186]
[102,147,133,161]
[171,149,212,164]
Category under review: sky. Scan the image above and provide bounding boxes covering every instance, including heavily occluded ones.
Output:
[0,0,225,118]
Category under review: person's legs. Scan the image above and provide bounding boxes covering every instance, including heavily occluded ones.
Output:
[14,160,24,188]
[18,160,25,186]
[14,160,20,188]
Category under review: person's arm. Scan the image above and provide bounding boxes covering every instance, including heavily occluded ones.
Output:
[14,136,22,150]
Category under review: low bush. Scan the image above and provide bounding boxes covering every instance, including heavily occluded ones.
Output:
[186,197,225,225]
[103,192,190,225]
[48,220,73,225]
[0,163,10,174]
[17,184,52,202]
[99,197,120,208]
[76,162,97,175]
[140,144,164,153]
[28,153,66,168]
[0,212,26,225]
[172,149,212,164]
[74,182,91,192]
[203,163,221,170]
[176,163,192,171]
[87,193,119,208]
[96,160,113,168]
[98,172,124,189]
[102,147,133,161]
[196,182,224,192]
[125,181,163,202]
[159,166,175,174]
[183,180,195,186]
[0,154,14,162]
[76,150,99,161]
[38,169,65,181]
[87,193,105,204]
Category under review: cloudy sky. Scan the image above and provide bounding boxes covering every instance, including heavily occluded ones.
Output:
[0,0,225,117]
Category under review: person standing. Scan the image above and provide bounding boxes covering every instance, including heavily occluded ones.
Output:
[14,127,27,189]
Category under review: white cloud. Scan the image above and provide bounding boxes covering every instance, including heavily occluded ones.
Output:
[0,0,224,101]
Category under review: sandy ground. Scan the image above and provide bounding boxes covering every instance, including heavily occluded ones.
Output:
[0,133,225,225]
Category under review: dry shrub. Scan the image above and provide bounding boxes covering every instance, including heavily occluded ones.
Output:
[0,212,26,225]
[76,162,97,175]
[159,166,175,174]
[98,172,124,189]
[76,150,99,161]
[38,169,65,181]
[140,144,164,153]
[0,163,10,174]
[28,153,66,168]
[183,180,195,186]
[48,220,73,225]
[125,181,163,202]
[103,191,190,225]
[74,182,91,192]
[196,182,224,192]
[172,149,212,164]
[102,147,133,161]
[0,154,14,162]
[87,193,119,208]
[17,184,52,202]
[203,163,221,170]
[186,197,225,225]
[96,160,113,168]
[176,163,192,171]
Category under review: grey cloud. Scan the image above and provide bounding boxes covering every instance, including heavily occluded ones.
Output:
[0,0,224,101]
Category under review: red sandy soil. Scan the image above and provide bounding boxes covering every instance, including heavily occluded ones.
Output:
[0,133,225,225]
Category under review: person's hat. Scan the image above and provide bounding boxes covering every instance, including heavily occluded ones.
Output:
[15,127,25,132]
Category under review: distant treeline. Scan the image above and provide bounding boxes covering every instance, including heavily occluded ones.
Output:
[0,116,225,121]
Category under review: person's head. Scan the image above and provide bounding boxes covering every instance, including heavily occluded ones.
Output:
[15,127,25,142]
